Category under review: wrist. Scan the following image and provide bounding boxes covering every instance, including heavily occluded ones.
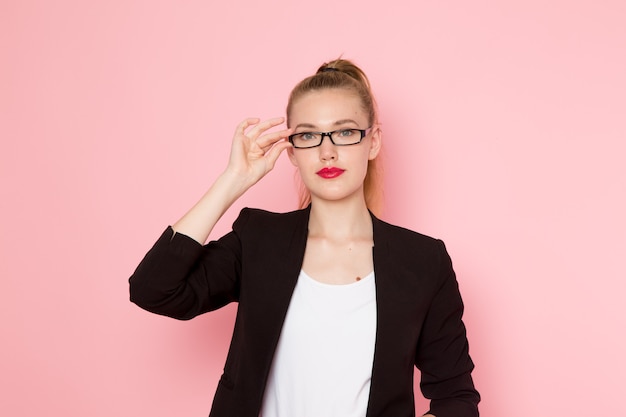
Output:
[215,170,251,200]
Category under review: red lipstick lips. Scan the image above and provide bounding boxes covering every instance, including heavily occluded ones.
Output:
[316,167,345,179]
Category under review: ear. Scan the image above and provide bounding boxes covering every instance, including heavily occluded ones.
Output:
[368,125,382,160]
[287,146,299,167]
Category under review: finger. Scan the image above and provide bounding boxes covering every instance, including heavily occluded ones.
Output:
[245,117,285,139]
[256,128,294,151]
[235,118,260,136]
[264,140,293,169]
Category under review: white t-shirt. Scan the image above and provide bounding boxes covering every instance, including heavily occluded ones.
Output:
[260,270,377,417]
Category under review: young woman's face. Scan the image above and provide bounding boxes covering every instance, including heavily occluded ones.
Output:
[287,88,381,205]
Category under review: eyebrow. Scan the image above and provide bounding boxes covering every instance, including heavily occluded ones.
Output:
[294,119,360,131]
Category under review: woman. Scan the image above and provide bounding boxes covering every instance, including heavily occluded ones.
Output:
[129,59,480,417]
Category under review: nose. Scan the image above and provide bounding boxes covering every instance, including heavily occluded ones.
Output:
[318,134,337,161]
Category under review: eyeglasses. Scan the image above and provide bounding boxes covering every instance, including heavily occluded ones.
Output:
[288,128,372,149]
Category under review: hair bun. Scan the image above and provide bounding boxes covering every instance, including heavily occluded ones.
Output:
[315,59,372,92]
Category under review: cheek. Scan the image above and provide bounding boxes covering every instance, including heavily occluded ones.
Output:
[287,148,298,167]
[356,159,370,180]
[356,148,373,170]
[288,146,317,168]
[289,150,316,170]
[342,150,371,184]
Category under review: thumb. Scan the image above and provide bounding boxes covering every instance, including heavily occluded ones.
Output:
[264,141,293,170]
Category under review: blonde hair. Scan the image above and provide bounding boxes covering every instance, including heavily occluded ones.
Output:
[286,59,384,216]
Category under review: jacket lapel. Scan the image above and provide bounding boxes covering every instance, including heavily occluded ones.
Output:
[368,215,393,416]
[367,215,413,417]
[235,207,311,414]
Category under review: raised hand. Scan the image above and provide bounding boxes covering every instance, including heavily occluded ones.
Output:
[171,117,292,244]
[226,117,293,188]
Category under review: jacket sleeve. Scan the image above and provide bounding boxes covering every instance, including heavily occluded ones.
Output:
[128,209,251,320]
[415,240,480,417]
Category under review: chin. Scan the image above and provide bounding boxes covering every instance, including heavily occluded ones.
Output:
[310,187,365,204]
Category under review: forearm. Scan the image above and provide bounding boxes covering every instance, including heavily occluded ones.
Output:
[172,170,250,244]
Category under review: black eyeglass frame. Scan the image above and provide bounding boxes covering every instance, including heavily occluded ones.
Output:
[288,127,372,149]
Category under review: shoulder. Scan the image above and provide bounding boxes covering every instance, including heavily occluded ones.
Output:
[372,215,441,247]
[372,215,448,265]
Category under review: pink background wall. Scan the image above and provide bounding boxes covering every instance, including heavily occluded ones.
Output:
[2,1,625,415]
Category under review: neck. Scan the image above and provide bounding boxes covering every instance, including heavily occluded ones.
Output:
[307,196,373,240]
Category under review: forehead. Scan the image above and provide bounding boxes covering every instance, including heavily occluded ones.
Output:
[289,88,368,128]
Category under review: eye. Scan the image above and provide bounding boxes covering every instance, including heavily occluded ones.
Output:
[300,132,317,141]
[337,129,355,137]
